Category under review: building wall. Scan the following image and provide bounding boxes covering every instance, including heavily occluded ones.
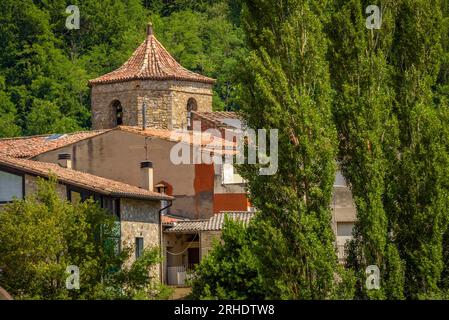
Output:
[164,233,200,267]
[199,231,221,259]
[34,130,213,219]
[213,194,249,213]
[120,198,161,278]
[24,174,67,199]
[212,163,248,213]
[91,80,213,130]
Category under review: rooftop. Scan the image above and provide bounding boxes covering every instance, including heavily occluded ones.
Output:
[89,23,215,86]
[0,155,173,201]
[164,211,255,233]
[0,126,236,160]
[117,126,236,150]
[0,130,110,159]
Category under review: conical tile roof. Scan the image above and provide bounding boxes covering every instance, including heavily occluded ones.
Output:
[89,23,215,85]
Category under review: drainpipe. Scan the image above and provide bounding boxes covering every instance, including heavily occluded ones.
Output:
[142,100,148,130]
[158,200,173,284]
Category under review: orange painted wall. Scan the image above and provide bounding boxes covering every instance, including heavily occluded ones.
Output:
[213,193,249,213]
[194,164,215,193]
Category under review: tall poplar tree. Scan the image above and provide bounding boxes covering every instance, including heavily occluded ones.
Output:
[328,0,404,299]
[237,0,342,299]
[388,0,449,298]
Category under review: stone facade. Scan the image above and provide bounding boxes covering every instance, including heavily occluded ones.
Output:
[199,231,221,259]
[91,80,213,130]
[120,198,161,278]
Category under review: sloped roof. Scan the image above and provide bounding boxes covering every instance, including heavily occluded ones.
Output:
[0,126,236,160]
[164,211,255,233]
[117,126,236,151]
[204,211,255,231]
[161,214,189,224]
[192,111,244,131]
[89,24,215,86]
[0,155,172,201]
[0,130,110,159]
[193,112,240,124]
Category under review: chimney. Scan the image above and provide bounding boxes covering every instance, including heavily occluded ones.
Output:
[140,161,153,191]
[58,153,72,169]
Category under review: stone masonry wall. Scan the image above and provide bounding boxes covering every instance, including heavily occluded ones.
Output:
[91,79,213,130]
[120,198,161,280]
[200,231,221,259]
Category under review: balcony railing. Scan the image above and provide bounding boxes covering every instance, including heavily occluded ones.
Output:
[167,264,197,286]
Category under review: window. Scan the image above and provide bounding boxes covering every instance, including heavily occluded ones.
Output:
[156,184,170,215]
[222,163,245,184]
[68,187,120,219]
[70,191,81,204]
[337,222,355,237]
[0,170,23,203]
[111,100,123,126]
[102,197,120,219]
[135,237,144,259]
[186,98,197,130]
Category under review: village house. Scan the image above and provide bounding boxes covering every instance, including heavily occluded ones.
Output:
[0,23,357,286]
[0,153,172,280]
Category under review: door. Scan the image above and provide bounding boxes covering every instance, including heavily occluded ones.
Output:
[187,248,200,267]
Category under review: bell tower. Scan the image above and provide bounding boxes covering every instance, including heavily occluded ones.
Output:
[89,23,215,130]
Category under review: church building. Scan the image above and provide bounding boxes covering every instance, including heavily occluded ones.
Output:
[89,23,216,131]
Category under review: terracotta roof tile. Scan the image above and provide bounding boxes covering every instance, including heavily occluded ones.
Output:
[192,111,243,130]
[89,24,215,86]
[0,130,110,159]
[161,214,189,224]
[193,112,240,123]
[117,126,236,150]
[0,155,172,201]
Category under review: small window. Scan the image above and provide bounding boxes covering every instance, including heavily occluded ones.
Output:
[222,163,244,184]
[186,98,197,130]
[337,222,355,237]
[112,100,123,126]
[135,237,144,259]
[102,197,120,219]
[0,170,23,203]
[70,191,81,204]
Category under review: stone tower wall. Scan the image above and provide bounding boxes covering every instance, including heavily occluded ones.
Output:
[91,79,213,130]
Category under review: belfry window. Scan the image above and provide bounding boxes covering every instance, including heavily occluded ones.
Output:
[186,98,197,130]
[112,100,123,126]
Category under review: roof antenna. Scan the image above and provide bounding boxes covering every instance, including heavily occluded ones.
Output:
[147,22,153,36]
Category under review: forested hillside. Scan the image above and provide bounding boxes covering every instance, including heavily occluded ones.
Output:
[0,0,244,137]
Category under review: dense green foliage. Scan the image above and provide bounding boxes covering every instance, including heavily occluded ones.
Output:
[328,0,449,299]
[190,217,264,299]
[192,0,449,300]
[0,0,244,137]
[233,0,343,299]
[328,0,404,299]
[0,177,170,300]
[387,0,449,299]
[4,0,449,301]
